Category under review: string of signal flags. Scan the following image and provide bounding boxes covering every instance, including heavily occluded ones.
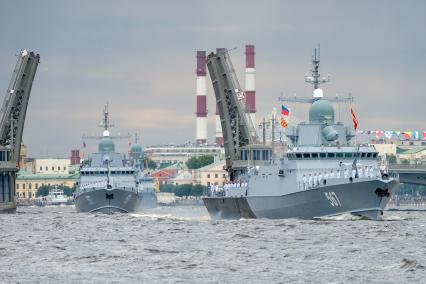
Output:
[280,105,424,141]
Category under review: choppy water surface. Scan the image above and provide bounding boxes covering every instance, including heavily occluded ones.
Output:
[1,206,425,283]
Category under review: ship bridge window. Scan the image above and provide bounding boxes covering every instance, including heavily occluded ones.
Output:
[312,153,318,158]
[262,150,270,160]
[111,171,116,174]
[0,150,9,161]
[296,153,302,158]
[361,153,366,158]
[320,153,326,158]
[240,150,247,160]
[373,153,378,158]
[366,153,372,158]
[303,153,310,158]
[344,153,352,158]
[327,153,335,158]
[336,153,343,158]
[253,150,260,160]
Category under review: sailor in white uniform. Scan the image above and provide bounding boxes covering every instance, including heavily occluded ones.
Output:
[303,174,307,190]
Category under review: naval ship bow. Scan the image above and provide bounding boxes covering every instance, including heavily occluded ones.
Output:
[202,47,399,220]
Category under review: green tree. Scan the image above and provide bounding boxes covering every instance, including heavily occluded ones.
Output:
[62,186,75,196]
[386,154,397,164]
[186,155,214,169]
[174,184,192,197]
[159,183,207,196]
[36,186,50,197]
[146,158,157,170]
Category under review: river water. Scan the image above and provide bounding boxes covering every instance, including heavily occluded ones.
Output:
[1,205,425,283]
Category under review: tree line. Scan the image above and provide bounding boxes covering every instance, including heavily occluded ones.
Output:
[160,184,207,197]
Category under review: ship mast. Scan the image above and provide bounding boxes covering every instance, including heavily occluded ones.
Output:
[304,45,330,91]
[279,46,353,104]
[100,103,114,132]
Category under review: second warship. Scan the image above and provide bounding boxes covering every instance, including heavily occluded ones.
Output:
[203,48,399,220]
[74,106,157,213]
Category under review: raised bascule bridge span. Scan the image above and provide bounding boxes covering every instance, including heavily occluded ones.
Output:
[388,164,426,186]
[0,50,40,213]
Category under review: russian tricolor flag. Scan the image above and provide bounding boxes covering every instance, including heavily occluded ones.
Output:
[281,105,290,116]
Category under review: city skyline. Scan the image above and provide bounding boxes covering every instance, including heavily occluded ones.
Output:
[0,0,425,157]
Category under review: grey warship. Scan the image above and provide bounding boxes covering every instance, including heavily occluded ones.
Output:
[203,48,399,220]
[75,106,153,213]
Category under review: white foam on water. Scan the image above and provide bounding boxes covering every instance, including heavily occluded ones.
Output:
[380,215,407,221]
[129,212,210,222]
[316,213,368,221]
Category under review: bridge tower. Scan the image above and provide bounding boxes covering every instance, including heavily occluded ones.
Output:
[206,49,258,178]
[0,50,40,213]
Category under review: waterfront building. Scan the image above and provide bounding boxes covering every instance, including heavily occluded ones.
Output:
[197,161,228,187]
[15,171,78,200]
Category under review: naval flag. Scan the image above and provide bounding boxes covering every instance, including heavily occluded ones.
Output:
[350,108,358,130]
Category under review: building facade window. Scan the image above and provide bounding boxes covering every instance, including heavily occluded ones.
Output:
[16,184,19,190]
[35,184,38,189]
[215,174,218,178]
[207,174,210,178]
[40,166,42,171]
[23,184,25,189]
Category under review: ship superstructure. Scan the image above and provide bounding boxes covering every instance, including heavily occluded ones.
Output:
[202,47,399,220]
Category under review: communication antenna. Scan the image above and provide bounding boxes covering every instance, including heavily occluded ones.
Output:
[304,45,330,90]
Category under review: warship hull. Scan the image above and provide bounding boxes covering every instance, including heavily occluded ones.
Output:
[138,191,158,209]
[75,188,140,214]
[203,179,399,220]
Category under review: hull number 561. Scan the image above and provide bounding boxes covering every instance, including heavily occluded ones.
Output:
[325,192,342,207]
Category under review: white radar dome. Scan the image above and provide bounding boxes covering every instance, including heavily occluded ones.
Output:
[313,88,324,98]
[103,130,110,137]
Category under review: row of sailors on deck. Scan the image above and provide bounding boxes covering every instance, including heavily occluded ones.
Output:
[302,166,376,189]
[224,181,248,190]
[210,181,248,196]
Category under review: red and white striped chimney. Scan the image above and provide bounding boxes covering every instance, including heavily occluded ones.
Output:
[196,51,207,145]
[215,48,225,146]
[245,45,256,126]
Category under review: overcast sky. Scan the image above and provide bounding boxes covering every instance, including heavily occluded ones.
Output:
[0,0,425,157]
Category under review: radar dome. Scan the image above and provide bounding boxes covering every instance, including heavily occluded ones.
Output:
[309,99,334,123]
[313,88,324,98]
[98,137,115,153]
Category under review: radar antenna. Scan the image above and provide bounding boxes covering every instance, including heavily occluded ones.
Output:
[99,103,114,131]
[81,104,131,140]
[304,45,330,90]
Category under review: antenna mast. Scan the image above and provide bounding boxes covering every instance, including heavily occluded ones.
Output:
[304,45,330,90]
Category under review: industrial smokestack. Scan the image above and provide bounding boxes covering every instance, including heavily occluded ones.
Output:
[215,48,225,146]
[196,51,207,145]
[70,149,80,165]
[245,45,256,126]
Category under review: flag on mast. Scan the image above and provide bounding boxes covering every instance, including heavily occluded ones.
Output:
[281,117,288,128]
[281,105,290,116]
[350,108,358,130]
